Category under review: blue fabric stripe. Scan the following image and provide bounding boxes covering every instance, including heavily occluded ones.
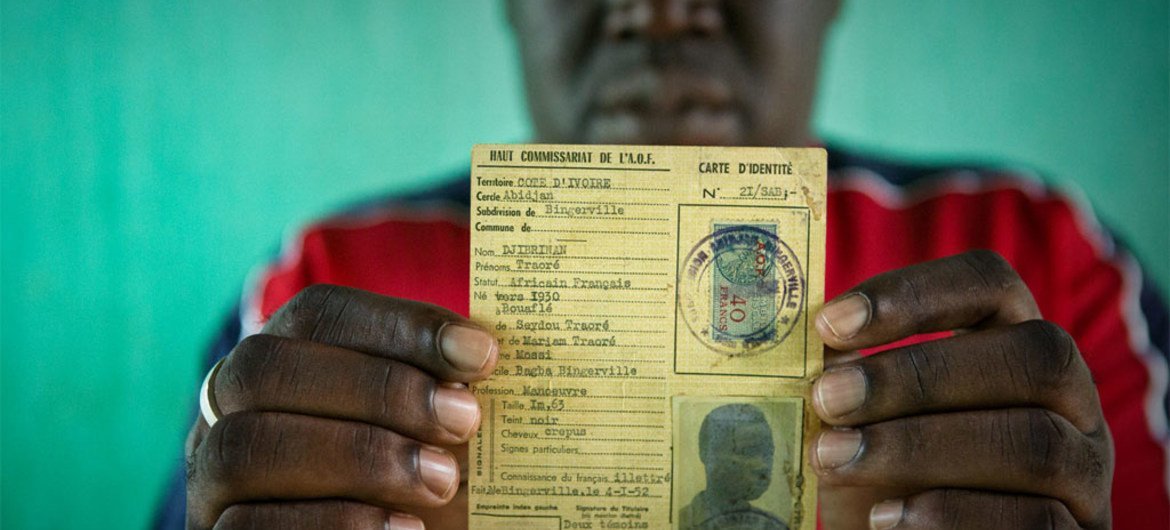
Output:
[1140,274,1170,426]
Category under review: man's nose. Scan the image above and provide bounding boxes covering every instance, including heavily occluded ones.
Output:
[604,0,724,40]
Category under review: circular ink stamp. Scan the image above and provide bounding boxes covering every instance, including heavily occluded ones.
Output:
[695,509,790,530]
[678,224,805,356]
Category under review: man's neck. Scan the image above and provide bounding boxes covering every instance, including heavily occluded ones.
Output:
[696,488,752,516]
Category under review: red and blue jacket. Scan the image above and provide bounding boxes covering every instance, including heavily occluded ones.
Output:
[155,147,1170,529]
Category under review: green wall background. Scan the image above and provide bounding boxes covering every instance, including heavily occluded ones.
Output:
[2,1,1166,528]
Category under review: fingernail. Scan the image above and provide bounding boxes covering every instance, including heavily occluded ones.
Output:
[388,513,425,530]
[439,324,497,372]
[418,446,458,498]
[434,386,481,438]
[815,429,862,469]
[815,367,867,418]
[819,293,871,340]
[870,499,904,530]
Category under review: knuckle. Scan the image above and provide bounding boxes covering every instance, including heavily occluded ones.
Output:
[958,249,1028,297]
[1083,499,1113,530]
[962,249,1018,283]
[185,459,216,528]
[907,488,953,517]
[905,490,982,528]
[352,427,444,506]
[213,504,252,529]
[215,502,381,529]
[1008,409,1075,481]
[324,502,375,527]
[348,423,413,494]
[213,504,296,529]
[221,335,285,409]
[232,332,284,361]
[1007,409,1111,525]
[294,283,342,310]
[274,284,344,337]
[890,342,944,407]
[1079,435,1114,507]
[909,490,1079,530]
[1047,502,1083,529]
[1034,320,1080,369]
[1036,498,1081,530]
[883,273,929,327]
[365,363,438,435]
[958,250,1040,320]
[884,416,930,464]
[197,412,272,485]
[994,496,1078,530]
[1020,320,1083,391]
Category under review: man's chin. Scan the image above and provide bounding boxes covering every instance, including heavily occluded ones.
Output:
[584,110,745,146]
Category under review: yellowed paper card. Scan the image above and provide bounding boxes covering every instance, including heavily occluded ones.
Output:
[468,144,826,530]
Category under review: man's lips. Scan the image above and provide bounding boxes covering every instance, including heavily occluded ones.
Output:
[587,107,743,145]
[593,67,733,114]
[586,68,743,145]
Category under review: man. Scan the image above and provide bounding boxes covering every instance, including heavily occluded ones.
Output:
[159,1,1168,529]
[679,404,787,530]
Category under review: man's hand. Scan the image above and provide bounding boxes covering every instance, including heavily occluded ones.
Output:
[184,285,499,530]
[812,250,1114,529]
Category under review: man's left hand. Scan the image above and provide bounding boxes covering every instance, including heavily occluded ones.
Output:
[812,250,1113,529]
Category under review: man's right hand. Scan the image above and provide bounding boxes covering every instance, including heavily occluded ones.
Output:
[184,285,498,530]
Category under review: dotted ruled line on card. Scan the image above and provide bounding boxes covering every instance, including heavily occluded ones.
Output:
[551,314,667,319]
[475,164,671,173]
[559,299,668,304]
[477,184,669,192]
[554,345,668,350]
[513,375,668,381]
[547,200,670,206]
[501,465,666,471]
[561,438,666,443]
[482,186,669,193]
[508,330,667,335]
[581,452,665,457]
[513,270,668,276]
[554,423,665,429]
[476,492,666,499]
[567,409,665,414]
[533,215,671,221]
[557,359,668,364]
[531,229,670,236]
[493,286,668,292]
[478,256,670,261]
[563,256,670,261]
